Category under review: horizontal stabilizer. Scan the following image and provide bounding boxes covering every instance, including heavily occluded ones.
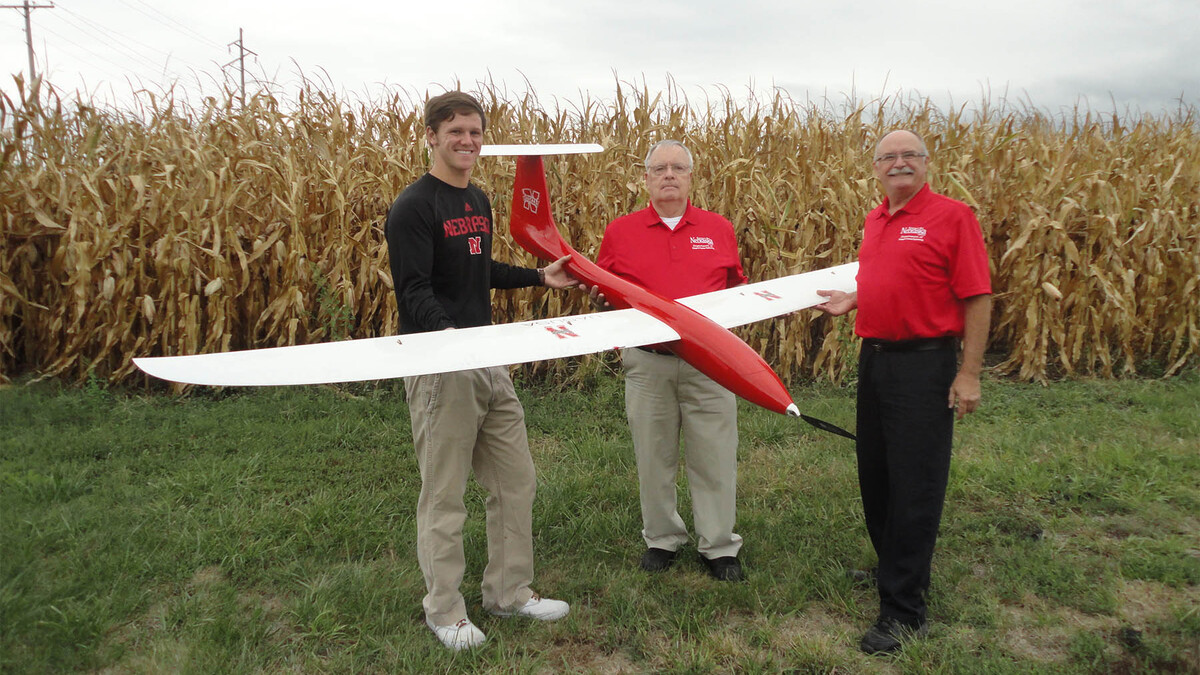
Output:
[480,143,604,156]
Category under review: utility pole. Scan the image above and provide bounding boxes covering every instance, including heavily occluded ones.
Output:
[2,0,55,81]
[224,27,256,107]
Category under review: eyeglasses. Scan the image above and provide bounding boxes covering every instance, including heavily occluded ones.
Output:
[873,151,927,164]
[647,163,691,176]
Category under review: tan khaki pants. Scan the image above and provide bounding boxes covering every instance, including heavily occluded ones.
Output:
[404,367,536,625]
[621,348,743,559]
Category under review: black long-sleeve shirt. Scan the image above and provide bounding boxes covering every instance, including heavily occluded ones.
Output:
[385,173,539,334]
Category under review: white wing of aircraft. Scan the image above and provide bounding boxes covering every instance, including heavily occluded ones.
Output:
[134,308,673,387]
[133,143,860,389]
[132,262,857,387]
[679,262,858,329]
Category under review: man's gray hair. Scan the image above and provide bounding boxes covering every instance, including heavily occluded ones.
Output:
[644,140,694,170]
[874,130,929,156]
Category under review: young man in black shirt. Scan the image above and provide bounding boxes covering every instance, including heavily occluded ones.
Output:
[385,91,577,651]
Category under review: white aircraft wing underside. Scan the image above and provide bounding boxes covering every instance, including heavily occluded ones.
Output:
[133,262,859,387]
[133,308,679,386]
[678,262,858,329]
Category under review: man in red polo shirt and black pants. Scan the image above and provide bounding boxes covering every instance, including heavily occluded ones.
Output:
[817,130,992,655]
[596,140,749,582]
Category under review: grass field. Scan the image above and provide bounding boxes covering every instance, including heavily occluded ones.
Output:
[2,371,1198,673]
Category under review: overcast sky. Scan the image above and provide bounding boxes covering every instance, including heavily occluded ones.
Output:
[2,0,1197,117]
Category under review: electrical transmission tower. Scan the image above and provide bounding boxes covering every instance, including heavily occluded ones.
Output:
[2,0,55,81]
[224,27,257,107]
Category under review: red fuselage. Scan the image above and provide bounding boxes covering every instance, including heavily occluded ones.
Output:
[509,156,797,416]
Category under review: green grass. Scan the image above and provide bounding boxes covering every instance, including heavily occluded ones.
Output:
[2,372,1198,673]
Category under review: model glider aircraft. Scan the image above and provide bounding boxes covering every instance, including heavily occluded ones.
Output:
[133,144,859,438]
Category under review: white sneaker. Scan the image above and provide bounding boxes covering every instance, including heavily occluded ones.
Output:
[489,593,570,621]
[426,617,486,650]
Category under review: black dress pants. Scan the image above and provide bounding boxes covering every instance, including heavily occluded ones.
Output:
[856,343,957,626]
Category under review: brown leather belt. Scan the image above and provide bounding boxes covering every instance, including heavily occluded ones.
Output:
[863,337,958,353]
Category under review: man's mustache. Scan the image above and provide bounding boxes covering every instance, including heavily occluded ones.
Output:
[888,167,916,176]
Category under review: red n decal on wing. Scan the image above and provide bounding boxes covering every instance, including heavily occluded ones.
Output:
[545,325,579,339]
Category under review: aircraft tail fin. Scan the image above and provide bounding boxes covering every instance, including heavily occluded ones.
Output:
[510,155,577,262]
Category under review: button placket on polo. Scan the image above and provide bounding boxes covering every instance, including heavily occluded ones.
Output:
[666,221,684,262]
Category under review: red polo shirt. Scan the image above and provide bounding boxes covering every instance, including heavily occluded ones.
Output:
[856,184,992,341]
[597,202,747,299]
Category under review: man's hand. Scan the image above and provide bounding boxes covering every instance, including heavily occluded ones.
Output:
[948,371,981,420]
[586,284,611,310]
[542,255,582,290]
[815,289,857,316]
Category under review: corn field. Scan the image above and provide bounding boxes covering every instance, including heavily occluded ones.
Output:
[1,77,1197,388]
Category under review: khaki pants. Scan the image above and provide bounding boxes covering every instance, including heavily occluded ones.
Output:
[404,367,536,625]
[621,348,743,559]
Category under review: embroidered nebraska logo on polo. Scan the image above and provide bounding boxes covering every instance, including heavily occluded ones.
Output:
[522,188,540,214]
[545,325,579,339]
[899,226,927,242]
[690,236,715,250]
[467,236,482,255]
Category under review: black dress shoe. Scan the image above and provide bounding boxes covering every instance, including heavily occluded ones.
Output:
[639,547,678,572]
[859,616,928,655]
[700,555,744,582]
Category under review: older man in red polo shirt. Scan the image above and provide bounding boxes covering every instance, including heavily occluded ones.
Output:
[595,140,748,582]
[817,130,992,655]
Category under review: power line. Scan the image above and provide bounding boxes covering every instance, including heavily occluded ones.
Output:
[36,21,149,83]
[13,1,231,103]
[2,0,55,80]
[116,0,222,51]
[132,0,222,49]
[53,7,172,76]
[57,4,196,68]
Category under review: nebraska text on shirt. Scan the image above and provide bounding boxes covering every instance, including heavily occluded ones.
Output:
[443,215,491,237]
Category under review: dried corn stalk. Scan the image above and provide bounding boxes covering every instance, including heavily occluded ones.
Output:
[2,77,1196,387]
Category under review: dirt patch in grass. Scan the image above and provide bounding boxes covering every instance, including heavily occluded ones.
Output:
[1116,579,1200,625]
[188,565,224,588]
[772,605,893,673]
[538,641,641,675]
[999,593,1116,664]
[776,605,858,650]
[974,577,1200,673]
